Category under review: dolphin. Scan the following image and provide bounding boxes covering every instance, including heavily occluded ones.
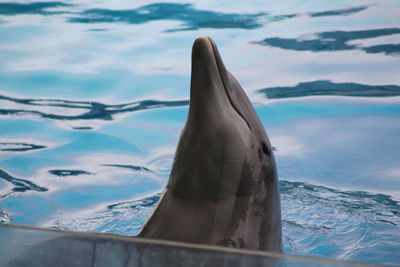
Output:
[138,37,282,253]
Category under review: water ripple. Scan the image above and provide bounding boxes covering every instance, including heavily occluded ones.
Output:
[281,180,400,263]
[0,2,267,31]
[0,94,188,121]
[100,164,152,173]
[43,179,399,264]
[68,3,266,32]
[2,79,399,124]
[309,6,369,17]
[0,207,11,224]
[50,193,162,235]
[48,169,94,177]
[256,28,400,55]
[0,2,372,32]
[259,80,400,99]
[0,169,48,198]
[0,142,46,152]
[0,2,72,15]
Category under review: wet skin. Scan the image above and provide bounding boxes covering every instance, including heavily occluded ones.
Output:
[138,37,282,252]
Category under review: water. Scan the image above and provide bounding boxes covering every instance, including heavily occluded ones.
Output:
[0,0,399,265]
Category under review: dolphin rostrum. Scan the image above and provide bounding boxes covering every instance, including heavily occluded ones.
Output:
[138,37,282,253]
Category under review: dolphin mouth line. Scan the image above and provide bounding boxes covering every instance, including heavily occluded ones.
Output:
[139,37,282,252]
[206,37,252,131]
[174,153,252,165]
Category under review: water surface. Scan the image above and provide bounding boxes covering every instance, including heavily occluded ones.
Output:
[0,0,399,265]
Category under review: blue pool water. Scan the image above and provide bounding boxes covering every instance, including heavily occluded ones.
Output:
[0,0,399,265]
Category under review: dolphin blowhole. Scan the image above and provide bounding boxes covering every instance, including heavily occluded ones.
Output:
[138,37,282,253]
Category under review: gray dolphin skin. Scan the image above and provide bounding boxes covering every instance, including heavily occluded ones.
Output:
[138,37,282,253]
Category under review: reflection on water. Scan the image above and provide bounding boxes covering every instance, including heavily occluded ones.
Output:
[0,169,47,197]
[0,2,72,15]
[281,181,400,263]
[68,3,266,32]
[46,180,400,231]
[0,0,399,265]
[0,2,267,31]
[259,80,400,99]
[257,28,400,55]
[0,2,374,32]
[308,6,369,17]
[0,142,46,152]
[43,179,400,265]
[48,169,94,177]
[2,79,399,122]
[0,208,11,224]
[100,164,152,173]
[0,94,188,121]
[50,192,162,234]
[363,44,400,55]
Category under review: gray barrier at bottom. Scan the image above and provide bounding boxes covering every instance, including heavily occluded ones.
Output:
[0,224,374,267]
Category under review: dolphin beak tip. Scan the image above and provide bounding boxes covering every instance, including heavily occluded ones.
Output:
[193,36,212,46]
[192,36,214,58]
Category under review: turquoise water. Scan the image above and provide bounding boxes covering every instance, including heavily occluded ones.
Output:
[0,0,399,265]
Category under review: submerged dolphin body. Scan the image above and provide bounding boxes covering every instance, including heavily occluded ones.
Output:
[139,37,282,252]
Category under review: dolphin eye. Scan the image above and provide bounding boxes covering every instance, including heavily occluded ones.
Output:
[261,142,271,156]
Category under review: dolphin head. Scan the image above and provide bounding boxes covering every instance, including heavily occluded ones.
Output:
[168,37,277,200]
[140,37,282,252]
